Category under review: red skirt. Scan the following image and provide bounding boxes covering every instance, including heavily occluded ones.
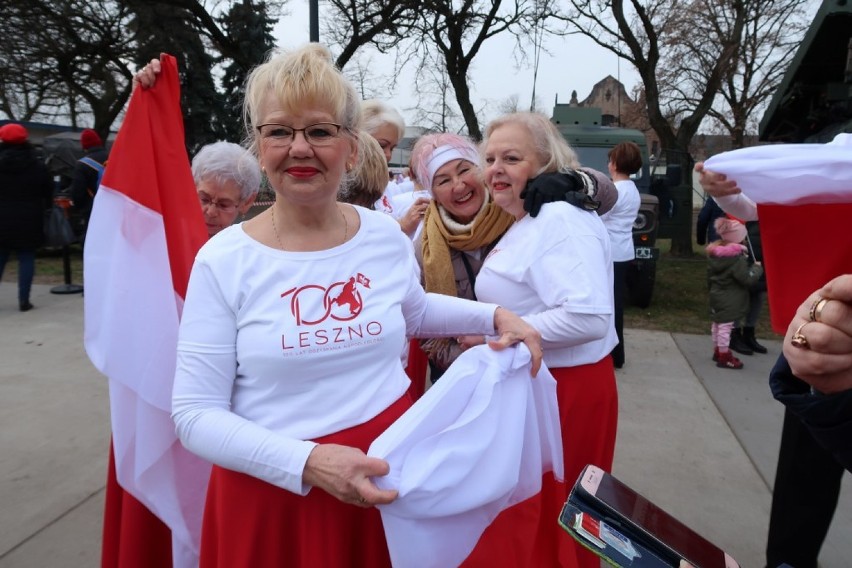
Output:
[199,394,412,568]
[404,339,429,401]
[461,357,618,568]
[101,441,174,568]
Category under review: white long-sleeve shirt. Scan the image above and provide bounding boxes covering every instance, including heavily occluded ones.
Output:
[476,202,617,368]
[172,207,498,495]
[713,193,759,221]
[601,179,642,262]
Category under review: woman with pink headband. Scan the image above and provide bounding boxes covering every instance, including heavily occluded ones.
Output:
[411,133,516,382]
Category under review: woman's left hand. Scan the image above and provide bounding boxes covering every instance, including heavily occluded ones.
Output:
[488,307,543,376]
[783,275,852,393]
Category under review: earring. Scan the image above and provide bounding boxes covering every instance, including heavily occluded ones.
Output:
[346,162,353,172]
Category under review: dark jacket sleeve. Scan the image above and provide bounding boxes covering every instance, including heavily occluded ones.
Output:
[70,162,94,214]
[696,199,711,245]
[770,354,852,472]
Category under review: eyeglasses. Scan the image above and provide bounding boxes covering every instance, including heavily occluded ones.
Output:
[256,122,344,147]
[198,193,239,213]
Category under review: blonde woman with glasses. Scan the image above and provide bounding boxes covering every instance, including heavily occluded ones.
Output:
[170,44,542,567]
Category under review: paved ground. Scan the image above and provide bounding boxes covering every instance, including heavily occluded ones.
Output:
[0,283,849,567]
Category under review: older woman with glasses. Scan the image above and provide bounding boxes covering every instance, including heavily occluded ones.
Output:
[192,141,261,237]
[171,44,542,567]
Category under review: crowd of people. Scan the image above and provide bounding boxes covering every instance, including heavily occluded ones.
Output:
[3,40,849,568]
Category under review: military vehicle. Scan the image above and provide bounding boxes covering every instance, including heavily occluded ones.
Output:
[759,0,851,143]
[552,104,659,308]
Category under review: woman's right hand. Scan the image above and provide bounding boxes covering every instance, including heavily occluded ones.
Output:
[302,443,398,507]
[132,54,165,90]
[694,162,741,198]
[398,197,431,236]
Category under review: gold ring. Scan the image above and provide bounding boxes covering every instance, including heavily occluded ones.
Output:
[809,297,829,323]
[790,322,811,349]
[358,497,367,504]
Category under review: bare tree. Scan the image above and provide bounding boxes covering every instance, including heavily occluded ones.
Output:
[408,54,466,134]
[343,53,392,101]
[320,0,421,69]
[496,94,522,115]
[560,0,747,254]
[706,0,810,148]
[407,0,559,139]
[0,0,138,133]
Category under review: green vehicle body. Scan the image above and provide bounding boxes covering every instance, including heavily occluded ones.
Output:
[552,104,660,308]
[759,0,852,143]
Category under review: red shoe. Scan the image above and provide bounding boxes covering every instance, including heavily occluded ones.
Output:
[712,347,720,362]
[716,350,743,369]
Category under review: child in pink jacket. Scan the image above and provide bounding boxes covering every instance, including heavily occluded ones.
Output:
[706,216,764,369]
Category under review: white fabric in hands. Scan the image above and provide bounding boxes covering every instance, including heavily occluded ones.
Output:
[704,133,852,205]
[368,343,563,568]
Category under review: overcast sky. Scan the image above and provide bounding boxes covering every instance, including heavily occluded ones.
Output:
[274,3,641,129]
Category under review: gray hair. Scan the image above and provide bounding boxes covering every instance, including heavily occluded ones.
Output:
[361,99,405,140]
[191,141,262,200]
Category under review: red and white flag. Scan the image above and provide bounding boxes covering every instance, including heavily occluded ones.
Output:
[83,54,210,568]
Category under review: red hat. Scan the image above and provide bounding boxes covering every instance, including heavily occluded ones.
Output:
[0,123,29,144]
[81,128,103,149]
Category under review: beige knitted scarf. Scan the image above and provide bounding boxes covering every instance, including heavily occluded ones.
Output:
[420,196,515,297]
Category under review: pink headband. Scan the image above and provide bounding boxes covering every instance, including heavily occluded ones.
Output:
[424,144,480,190]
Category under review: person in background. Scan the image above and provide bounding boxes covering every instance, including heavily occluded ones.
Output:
[338,133,388,210]
[358,99,430,238]
[361,99,405,166]
[696,194,725,246]
[192,142,260,238]
[697,194,768,355]
[734,219,769,355]
[388,158,431,241]
[706,216,763,369]
[696,161,845,568]
[0,123,54,311]
[601,141,642,369]
[461,111,619,567]
[70,128,109,238]
[171,44,542,567]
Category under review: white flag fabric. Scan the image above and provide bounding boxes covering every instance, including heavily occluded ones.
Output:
[368,344,563,568]
[704,133,852,205]
[83,55,210,567]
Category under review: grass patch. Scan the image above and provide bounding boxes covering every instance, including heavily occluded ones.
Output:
[2,245,85,286]
[625,240,778,338]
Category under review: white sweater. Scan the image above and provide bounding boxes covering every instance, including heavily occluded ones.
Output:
[173,207,498,495]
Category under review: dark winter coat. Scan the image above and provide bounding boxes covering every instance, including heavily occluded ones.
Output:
[770,354,852,472]
[0,142,54,250]
[696,198,725,245]
[706,243,764,323]
[70,146,108,220]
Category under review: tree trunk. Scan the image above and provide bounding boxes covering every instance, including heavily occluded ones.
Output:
[668,147,695,257]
